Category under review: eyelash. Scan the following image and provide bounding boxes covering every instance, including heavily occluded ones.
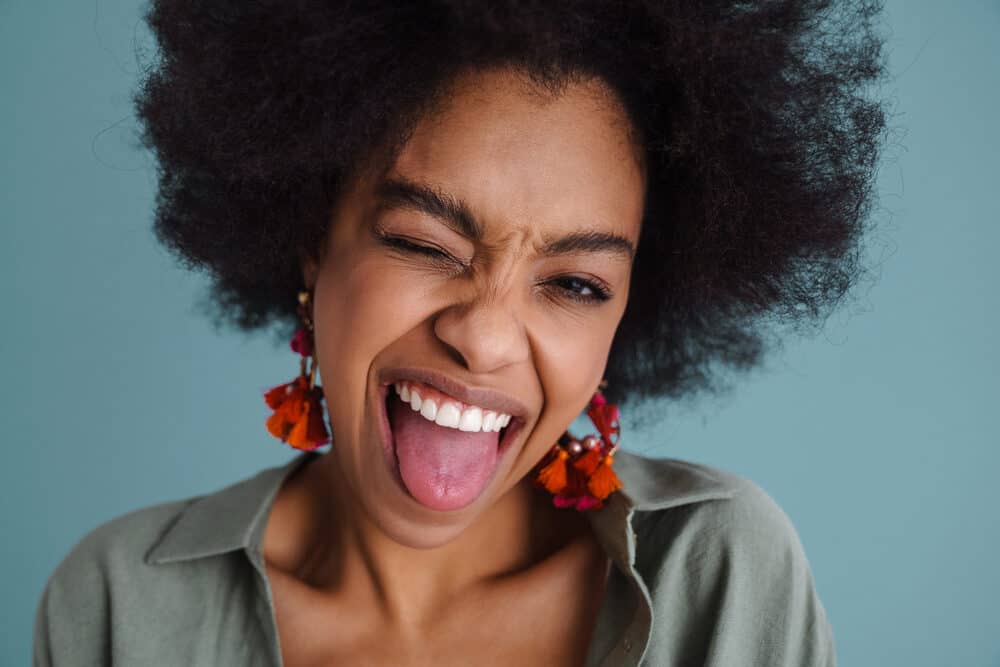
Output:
[377,233,465,268]
[376,233,613,304]
[547,276,612,304]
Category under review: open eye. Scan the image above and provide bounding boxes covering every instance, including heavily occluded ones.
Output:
[547,276,612,304]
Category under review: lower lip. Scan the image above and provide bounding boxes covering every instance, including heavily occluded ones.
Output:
[375,383,522,509]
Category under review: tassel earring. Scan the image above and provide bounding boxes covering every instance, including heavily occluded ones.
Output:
[531,381,623,511]
[263,290,331,451]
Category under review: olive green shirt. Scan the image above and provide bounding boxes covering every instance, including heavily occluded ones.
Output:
[33,450,836,666]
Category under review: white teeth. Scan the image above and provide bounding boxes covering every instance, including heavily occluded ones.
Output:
[419,397,438,421]
[482,411,497,432]
[483,411,506,432]
[392,381,514,433]
[434,402,462,428]
[458,406,483,432]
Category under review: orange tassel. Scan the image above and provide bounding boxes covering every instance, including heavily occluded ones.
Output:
[305,390,330,442]
[265,375,310,408]
[587,453,623,500]
[264,376,329,450]
[571,448,602,476]
[539,387,625,511]
[563,464,590,498]
[265,379,298,411]
[266,391,306,439]
[283,403,311,446]
[535,448,569,494]
[282,398,329,450]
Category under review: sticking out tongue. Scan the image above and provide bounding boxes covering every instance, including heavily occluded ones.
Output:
[389,393,500,511]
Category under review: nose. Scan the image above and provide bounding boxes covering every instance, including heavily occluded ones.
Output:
[432,293,531,374]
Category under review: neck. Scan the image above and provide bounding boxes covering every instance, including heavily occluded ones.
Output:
[264,450,585,636]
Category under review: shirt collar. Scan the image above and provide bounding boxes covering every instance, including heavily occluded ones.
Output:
[145,454,303,565]
[584,449,741,575]
[145,448,740,567]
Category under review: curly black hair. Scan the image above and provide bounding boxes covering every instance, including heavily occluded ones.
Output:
[136,0,887,408]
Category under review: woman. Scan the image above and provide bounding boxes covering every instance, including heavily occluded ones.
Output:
[34,1,886,665]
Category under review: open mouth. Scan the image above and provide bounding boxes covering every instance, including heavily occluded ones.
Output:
[378,380,523,511]
[384,383,514,440]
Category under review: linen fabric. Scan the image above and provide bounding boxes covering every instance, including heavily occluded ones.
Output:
[34,449,836,666]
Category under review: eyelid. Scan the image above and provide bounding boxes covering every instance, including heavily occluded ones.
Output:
[542,274,614,305]
[375,229,469,268]
[375,225,613,304]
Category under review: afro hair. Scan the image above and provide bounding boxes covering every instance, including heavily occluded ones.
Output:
[136,0,888,407]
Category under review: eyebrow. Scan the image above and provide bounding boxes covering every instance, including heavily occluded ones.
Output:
[373,177,636,260]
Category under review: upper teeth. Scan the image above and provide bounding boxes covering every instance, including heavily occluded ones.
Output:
[393,381,512,433]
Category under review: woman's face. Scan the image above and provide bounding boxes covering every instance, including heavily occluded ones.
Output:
[304,68,645,547]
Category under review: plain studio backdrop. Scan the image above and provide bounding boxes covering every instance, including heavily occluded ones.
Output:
[2,1,997,665]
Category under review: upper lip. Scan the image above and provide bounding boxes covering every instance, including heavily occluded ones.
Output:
[379,366,529,420]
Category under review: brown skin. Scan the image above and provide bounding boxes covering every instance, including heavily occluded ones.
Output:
[263,68,645,665]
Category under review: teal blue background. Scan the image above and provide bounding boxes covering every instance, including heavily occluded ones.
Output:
[3,1,998,664]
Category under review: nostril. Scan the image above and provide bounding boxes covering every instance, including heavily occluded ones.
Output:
[437,338,470,370]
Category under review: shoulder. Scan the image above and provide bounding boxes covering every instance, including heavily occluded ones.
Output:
[50,497,199,584]
[33,456,305,666]
[616,451,811,564]
[33,497,200,665]
[633,456,804,556]
[621,454,837,666]
[36,496,200,612]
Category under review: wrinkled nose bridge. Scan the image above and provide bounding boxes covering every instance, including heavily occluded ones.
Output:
[433,278,529,371]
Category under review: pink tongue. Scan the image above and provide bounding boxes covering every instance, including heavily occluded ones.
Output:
[390,395,500,511]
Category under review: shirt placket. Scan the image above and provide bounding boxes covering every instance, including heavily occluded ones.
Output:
[586,493,654,667]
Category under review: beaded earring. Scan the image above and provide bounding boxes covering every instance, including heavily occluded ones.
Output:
[530,383,624,511]
[263,290,331,451]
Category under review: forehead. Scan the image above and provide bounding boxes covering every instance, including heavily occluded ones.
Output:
[386,69,645,244]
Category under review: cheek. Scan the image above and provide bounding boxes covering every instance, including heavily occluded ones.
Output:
[311,254,429,441]
[518,314,616,465]
[320,258,421,353]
